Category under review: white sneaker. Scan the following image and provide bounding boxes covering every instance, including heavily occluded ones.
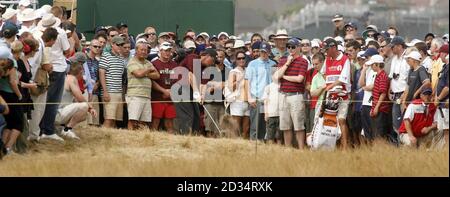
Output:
[61,129,80,140]
[27,136,40,142]
[41,134,65,142]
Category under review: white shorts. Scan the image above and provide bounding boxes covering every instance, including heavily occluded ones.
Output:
[126,96,152,122]
[55,103,89,125]
[435,108,449,130]
[230,101,250,117]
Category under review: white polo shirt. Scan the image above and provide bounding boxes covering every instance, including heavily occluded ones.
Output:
[49,27,70,73]
[389,51,409,93]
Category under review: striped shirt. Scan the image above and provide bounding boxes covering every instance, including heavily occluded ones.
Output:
[278,56,308,93]
[372,70,391,113]
[99,51,126,93]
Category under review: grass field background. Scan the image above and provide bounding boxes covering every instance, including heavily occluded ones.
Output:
[0,127,448,177]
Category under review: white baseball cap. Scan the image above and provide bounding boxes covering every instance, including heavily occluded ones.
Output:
[404,51,422,61]
[159,42,173,50]
[183,40,196,49]
[218,32,229,39]
[406,39,424,47]
[311,40,320,48]
[365,55,384,65]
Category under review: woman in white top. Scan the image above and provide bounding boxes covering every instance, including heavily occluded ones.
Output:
[226,51,250,139]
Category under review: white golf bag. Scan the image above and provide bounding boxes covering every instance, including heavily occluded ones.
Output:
[308,86,346,150]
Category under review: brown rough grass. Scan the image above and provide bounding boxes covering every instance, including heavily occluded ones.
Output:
[0,126,448,177]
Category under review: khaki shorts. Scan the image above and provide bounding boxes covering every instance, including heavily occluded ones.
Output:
[87,96,100,126]
[337,99,350,120]
[55,103,89,125]
[104,93,124,121]
[126,96,152,122]
[279,93,305,131]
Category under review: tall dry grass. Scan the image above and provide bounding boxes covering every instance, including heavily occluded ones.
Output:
[0,127,448,177]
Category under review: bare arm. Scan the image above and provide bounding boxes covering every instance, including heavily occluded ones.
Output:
[99,68,108,93]
[0,96,9,115]
[151,81,166,93]
[311,84,327,97]
[436,87,449,104]
[8,68,22,99]
[282,75,305,83]
[413,80,431,99]
[147,65,160,80]
[374,93,386,112]
[358,67,368,88]
[404,119,414,138]
[228,72,237,91]
[131,68,153,78]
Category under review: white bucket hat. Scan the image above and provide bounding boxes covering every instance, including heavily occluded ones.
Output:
[19,0,31,7]
[17,8,38,22]
[40,5,52,14]
[274,29,289,39]
[37,13,61,29]
[2,8,18,21]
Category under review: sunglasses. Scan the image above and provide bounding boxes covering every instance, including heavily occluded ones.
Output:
[92,45,102,49]
[115,43,124,47]
[236,57,246,60]
[287,45,297,49]
[148,33,157,36]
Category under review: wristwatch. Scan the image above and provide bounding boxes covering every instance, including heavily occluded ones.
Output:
[193,91,201,100]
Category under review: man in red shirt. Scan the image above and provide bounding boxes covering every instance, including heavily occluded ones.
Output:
[321,38,352,149]
[367,55,392,142]
[151,43,178,133]
[274,38,308,148]
[398,87,438,147]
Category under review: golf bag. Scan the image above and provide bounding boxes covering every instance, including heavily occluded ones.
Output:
[308,86,346,150]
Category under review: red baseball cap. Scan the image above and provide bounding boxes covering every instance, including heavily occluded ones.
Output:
[439,44,449,53]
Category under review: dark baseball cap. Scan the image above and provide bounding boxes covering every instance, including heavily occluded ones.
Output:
[388,36,406,48]
[260,42,272,53]
[344,22,357,30]
[421,87,432,95]
[116,22,128,29]
[200,48,218,58]
[332,14,344,22]
[1,21,18,37]
[362,48,379,57]
[287,38,300,46]
[323,38,338,50]
[111,35,125,45]
[252,41,262,50]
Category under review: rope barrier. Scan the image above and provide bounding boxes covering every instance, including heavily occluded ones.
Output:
[4,99,446,106]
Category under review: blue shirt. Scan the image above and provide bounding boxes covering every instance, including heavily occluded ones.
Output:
[245,58,276,99]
